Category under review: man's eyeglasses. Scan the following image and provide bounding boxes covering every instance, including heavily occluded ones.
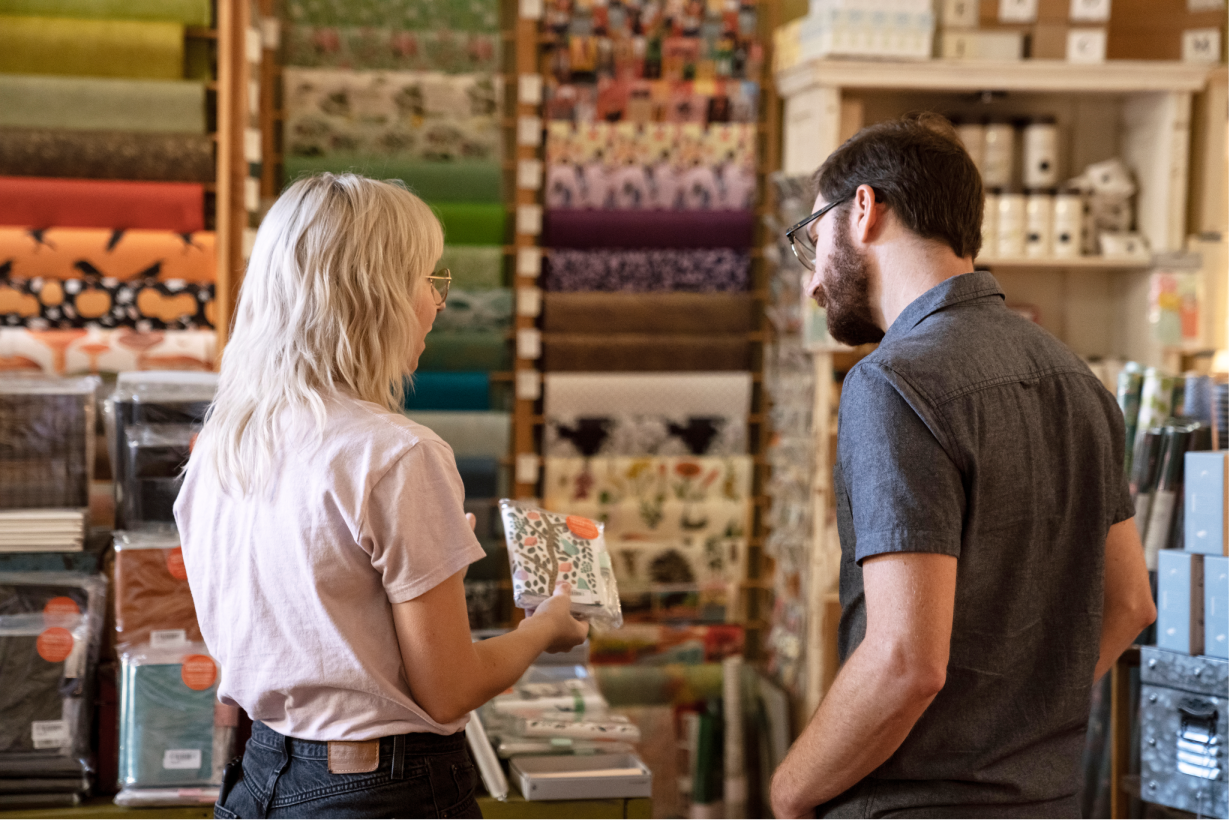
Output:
[427,269,451,306]
[785,195,851,270]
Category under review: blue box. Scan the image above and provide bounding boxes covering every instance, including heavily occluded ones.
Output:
[1157,550,1204,655]
[1205,555,1228,659]
[1185,451,1227,555]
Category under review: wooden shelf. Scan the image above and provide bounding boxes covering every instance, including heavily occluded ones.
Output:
[776,58,1213,97]
[976,255,1153,270]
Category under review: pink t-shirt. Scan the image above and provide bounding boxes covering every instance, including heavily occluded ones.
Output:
[173,393,485,741]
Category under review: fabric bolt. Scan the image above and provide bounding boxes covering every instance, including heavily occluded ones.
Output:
[284,25,500,73]
[0,228,216,284]
[282,69,502,163]
[430,288,511,333]
[416,330,509,371]
[544,79,761,126]
[403,372,490,411]
[543,334,750,372]
[0,76,206,134]
[283,0,499,31]
[543,248,750,292]
[119,650,219,788]
[0,0,211,25]
[284,156,502,203]
[545,414,748,458]
[0,385,92,509]
[544,371,752,426]
[0,129,214,183]
[542,293,754,334]
[825,272,1134,818]
[437,245,503,290]
[543,210,754,249]
[0,178,205,233]
[403,411,509,459]
[434,203,506,246]
[113,539,202,650]
[0,16,184,80]
[607,538,745,602]
[0,328,216,375]
[1,275,214,331]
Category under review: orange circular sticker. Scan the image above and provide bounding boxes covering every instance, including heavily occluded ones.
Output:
[166,547,188,581]
[37,627,74,663]
[43,597,80,628]
[181,655,217,691]
[566,516,600,540]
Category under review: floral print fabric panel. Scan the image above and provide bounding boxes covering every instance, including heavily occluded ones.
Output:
[545,414,747,457]
[283,69,502,162]
[542,248,749,292]
[0,328,216,375]
[284,0,499,32]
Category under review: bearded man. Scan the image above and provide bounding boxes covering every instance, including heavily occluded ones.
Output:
[769,114,1156,819]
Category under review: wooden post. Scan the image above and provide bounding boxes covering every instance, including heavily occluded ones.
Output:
[214,0,250,355]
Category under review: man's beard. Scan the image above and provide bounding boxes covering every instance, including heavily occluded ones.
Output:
[817,217,885,346]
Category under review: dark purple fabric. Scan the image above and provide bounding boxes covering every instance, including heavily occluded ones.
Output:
[543,209,754,249]
[543,248,749,292]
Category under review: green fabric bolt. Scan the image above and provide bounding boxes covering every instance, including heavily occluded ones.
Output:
[0,16,184,80]
[433,203,506,246]
[283,157,502,203]
[0,0,210,26]
[416,330,509,372]
[0,75,206,133]
[119,660,217,788]
[282,0,498,32]
[437,245,504,290]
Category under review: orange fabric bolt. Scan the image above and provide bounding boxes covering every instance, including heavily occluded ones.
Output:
[0,227,216,283]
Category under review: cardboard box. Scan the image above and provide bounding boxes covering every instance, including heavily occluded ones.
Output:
[1157,549,1204,655]
[1067,27,1107,61]
[1032,22,1069,56]
[941,0,981,28]
[941,29,1027,59]
[1185,451,1227,556]
[1205,555,1228,659]
[1107,0,1228,60]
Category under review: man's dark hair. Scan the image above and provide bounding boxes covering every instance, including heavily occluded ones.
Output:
[813,113,983,259]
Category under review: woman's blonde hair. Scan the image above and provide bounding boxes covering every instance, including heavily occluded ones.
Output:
[202,173,443,494]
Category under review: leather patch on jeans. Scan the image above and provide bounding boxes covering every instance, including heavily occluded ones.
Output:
[327,740,380,774]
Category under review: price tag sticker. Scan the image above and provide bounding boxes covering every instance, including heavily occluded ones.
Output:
[163,749,203,770]
[152,629,189,649]
[31,720,69,750]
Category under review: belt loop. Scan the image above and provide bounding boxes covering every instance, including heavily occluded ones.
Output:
[391,734,405,780]
[257,732,292,818]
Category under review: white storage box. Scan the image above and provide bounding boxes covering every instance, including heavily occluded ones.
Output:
[509,753,652,801]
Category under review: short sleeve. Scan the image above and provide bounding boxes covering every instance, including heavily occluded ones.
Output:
[1101,388,1136,526]
[361,439,487,604]
[838,364,966,564]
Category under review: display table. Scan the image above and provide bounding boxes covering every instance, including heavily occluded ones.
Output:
[0,793,652,819]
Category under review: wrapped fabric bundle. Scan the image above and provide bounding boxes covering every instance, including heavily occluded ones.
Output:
[0,572,106,782]
[0,129,214,182]
[0,16,184,79]
[404,372,490,411]
[284,26,499,73]
[543,248,750,291]
[0,275,214,331]
[542,333,750,372]
[499,499,623,629]
[0,376,96,510]
[117,644,234,796]
[542,293,754,334]
[543,210,754,249]
[0,177,205,233]
[438,245,503,290]
[0,328,217,375]
[430,288,511,333]
[0,0,211,25]
[113,531,203,651]
[0,227,216,283]
[0,76,206,134]
[284,157,502,203]
[416,330,509,371]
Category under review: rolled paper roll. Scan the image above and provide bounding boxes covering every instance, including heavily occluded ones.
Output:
[544,210,755,249]
[0,75,206,133]
[0,177,205,232]
[1133,367,1176,465]
[0,16,184,80]
[0,0,211,25]
[284,156,503,202]
[542,333,751,371]
[542,293,755,334]
[0,227,216,283]
[0,128,214,182]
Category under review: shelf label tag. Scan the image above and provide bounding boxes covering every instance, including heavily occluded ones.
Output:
[517,247,542,277]
[516,205,543,236]
[517,116,543,147]
[515,454,541,484]
[516,370,542,400]
[518,74,544,105]
[516,328,542,360]
[516,286,542,317]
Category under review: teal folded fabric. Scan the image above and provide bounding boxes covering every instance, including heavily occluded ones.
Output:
[0,75,206,133]
[0,0,211,26]
[119,650,218,789]
[404,372,490,411]
[434,203,506,246]
[417,330,509,372]
[283,156,501,203]
[438,245,503,290]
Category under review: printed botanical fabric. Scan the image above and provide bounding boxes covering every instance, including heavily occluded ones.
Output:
[283,69,502,162]
[0,328,216,376]
[285,26,499,73]
[545,122,754,211]
[607,536,746,603]
[284,0,499,32]
[543,456,752,544]
[543,248,750,292]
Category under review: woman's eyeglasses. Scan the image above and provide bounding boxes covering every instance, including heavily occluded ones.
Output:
[426,269,451,306]
[785,195,851,270]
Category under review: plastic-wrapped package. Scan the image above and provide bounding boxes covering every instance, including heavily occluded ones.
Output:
[518,716,641,742]
[107,372,216,530]
[495,737,635,758]
[498,500,622,629]
[113,530,202,651]
[491,664,607,718]
[117,643,235,801]
[0,376,98,511]
[0,572,107,783]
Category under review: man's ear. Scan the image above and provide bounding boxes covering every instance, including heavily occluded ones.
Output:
[851,183,886,245]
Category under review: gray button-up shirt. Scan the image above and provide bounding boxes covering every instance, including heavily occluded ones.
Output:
[825,271,1133,818]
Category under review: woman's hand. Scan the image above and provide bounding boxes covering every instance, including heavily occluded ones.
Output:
[521,582,590,653]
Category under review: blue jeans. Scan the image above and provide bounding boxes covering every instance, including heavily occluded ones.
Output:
[214,721,481,818]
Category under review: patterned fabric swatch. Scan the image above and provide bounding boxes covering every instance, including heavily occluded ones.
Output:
[545,79,760,126]
[545,122,754,210]
[542,293,754,334]
[438,245,503,289]
[0,228,216,283]
[0,276,214,331]
[0,129,214,183]
[283,68,502,163]
[429,288,510,333]
[285,26,499,73]
[544,371,751,420]
[0,381,94,510]
[608,536,746,612]
[543,248,749,292]
[545,413,747,458]
[0,328,217,375]
[284,0,499,32]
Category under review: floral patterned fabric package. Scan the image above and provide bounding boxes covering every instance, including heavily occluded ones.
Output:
[498,499,622,629]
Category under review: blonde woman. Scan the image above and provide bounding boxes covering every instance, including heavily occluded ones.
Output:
[175,175,587,819]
